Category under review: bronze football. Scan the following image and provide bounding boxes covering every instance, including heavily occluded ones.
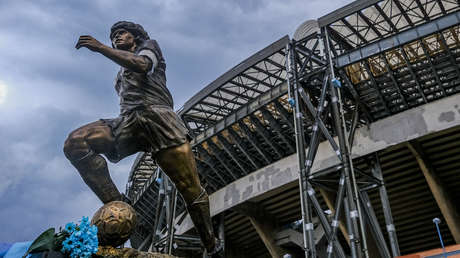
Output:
[91,201,137,247]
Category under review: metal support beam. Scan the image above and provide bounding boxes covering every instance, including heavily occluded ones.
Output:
[374,4,399,33]
[407,140,460,243]
[190,107,225,118]
[251,64,285,83]
[419,39,446,97]
[436,0,447,15]
[327,27,354,51]
[362,60,391,114]
[335,11,460,67]
[197,145,228,185]
[229,78,265,94]
[196,162,219,190]
[249,114,284,159]
[265,57,287,70]
[358,11,383,38]
[394,0,414,27]
[190,82,289,146]
[318,188,350,243]
[369,154,400,257]
[166,186,177,254]
[217,134,250,175]
[238,121,273,164]
[227,127,261,170]
[359,191,391,258]
[341,18,368,44]
[200,100,236,113]
[318,0,381,27]
[240,73,276,90]
[261,108,296,153]
[141,172,183,253]
[399,46,428,103]
[338,69,373,123]
[307,186,347,258]
[218,88,253,101]
[415,0,430,22]
[328,80,366,258]
[380,53,409,109]
[274,100,295,131]
[289,41,316,257]
[151,173,166,250]
[209,94,245,106]
[206,139,239,180]
[295,44,327,66]
[438,32,460,81]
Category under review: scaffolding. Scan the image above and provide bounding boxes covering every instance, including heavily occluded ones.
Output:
[288,29,400,257]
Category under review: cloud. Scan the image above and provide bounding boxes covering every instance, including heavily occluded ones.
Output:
[0,105,134,241]
[0,0,354,242]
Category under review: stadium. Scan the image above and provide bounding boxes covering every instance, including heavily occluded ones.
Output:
[125,0,460,257]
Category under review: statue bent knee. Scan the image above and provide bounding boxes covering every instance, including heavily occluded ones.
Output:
[63,125,122,204]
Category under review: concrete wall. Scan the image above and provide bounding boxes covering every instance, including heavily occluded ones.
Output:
[176,94,460,234]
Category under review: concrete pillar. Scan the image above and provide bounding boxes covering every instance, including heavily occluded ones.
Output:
[233,202,290,258]
[407,140,460,243]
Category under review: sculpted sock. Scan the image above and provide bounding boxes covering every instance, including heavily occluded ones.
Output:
[186,187,216,252]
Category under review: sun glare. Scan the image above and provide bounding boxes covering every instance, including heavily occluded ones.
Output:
[0,81,7,104]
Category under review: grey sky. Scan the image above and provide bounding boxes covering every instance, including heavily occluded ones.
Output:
[0,0,353,242]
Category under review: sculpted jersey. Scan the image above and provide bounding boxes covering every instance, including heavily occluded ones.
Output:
[115,39,173,115]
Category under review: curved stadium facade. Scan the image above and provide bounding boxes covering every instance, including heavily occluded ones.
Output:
[126,0,460,257]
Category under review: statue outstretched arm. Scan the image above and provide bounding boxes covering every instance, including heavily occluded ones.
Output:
[75,35,152,73]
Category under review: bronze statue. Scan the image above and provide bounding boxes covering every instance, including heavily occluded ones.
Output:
[63,21,221,257]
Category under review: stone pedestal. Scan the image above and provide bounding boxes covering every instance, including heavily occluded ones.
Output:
[95,246,179,258]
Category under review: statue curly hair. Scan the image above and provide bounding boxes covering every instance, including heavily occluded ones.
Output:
[110,21,150,47]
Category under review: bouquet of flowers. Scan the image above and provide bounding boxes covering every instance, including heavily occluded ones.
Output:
[23,216,98,258]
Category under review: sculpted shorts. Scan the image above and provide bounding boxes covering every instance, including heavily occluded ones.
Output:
[100,106,190,163]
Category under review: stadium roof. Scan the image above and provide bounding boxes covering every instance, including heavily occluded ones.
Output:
[177,36,289,137]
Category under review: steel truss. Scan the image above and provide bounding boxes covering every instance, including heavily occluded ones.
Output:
[127,159,201,255]
[288,30,401,257]
[134,170,177,254]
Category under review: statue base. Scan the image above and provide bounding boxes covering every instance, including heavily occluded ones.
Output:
[95,246,179,258]
[31,247,179,258]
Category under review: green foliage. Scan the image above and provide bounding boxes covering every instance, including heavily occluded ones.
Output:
[23,217,98,258]
[22,228,56,258]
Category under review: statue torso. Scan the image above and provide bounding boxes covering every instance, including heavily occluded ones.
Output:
[115,40,173,115]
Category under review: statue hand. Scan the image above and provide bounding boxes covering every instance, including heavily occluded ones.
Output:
[75,35,104,52]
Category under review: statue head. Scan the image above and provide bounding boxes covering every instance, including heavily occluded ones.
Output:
[110,21,149,50]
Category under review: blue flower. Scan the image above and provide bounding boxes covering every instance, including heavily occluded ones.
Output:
[61,238,73,251]
[80,217,90,227]
[61,217,98,258]
[65,222,76,233]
